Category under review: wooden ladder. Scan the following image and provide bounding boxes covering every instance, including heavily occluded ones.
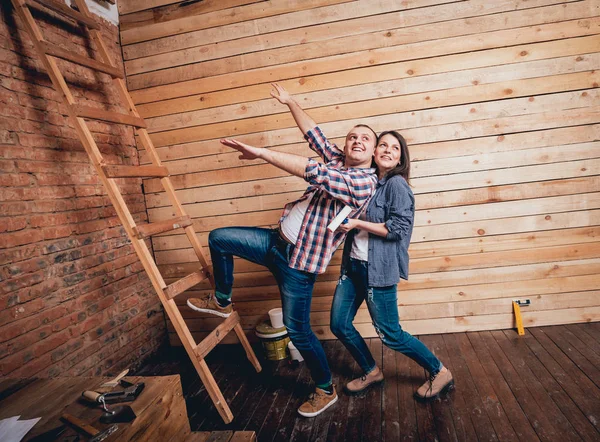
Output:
[11,0,261,424]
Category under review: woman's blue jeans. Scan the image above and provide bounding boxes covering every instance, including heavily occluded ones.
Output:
[209,226,332,386]
[331,258,442,376]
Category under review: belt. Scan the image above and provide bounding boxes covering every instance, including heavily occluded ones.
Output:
[275,230,295,259]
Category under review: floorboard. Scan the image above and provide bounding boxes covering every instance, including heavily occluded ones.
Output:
[502,329,599,441]
[492,330,581,442]
[361,339,383,441]
[133,324,600,441]
[420,334,458,442]
[454,332,517,442]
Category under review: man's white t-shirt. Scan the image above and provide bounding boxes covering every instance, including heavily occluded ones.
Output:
[280,196,311,244]
[350,210,369,261]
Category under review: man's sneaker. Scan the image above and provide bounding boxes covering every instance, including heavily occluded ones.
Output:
[414,366,454,400]
[187,295,232,318]
[297,386,338,417]
[345,366,384,394]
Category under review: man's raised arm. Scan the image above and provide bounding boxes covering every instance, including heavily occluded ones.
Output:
[271,83,343,163]
[271,83,316,136]
[221,138,376,209]
[221,138,309,178]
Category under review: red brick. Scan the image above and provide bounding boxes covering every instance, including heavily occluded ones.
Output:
[32,199,75,213]
[0,348,35,375]
[72,312,104,336]
[2,201,32,216]
[0,269,46,296]
[0,103,26,119]
[10,352,53,377]
[30,213,71,228]
[0,323,50,359]
[17,133,59,148]
[54,340,101,373]
[0,296,44,323]
[0,173,31,186]
[31,328,72,358]
[41,225,76,240]
[0,243,40,266]
[0,229,44,248]
[3,278,60,306]
[0,216,27,233]
[1,256,49,280]
[0,314,41,344]
[49,336,85,365]
[0,129,18,144]
[118,294,140,312]
[0,12,162,379]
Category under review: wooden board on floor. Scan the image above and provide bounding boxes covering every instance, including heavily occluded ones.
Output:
[0,375,191,441]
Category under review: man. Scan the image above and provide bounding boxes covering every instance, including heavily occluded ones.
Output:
[187,83,377,417]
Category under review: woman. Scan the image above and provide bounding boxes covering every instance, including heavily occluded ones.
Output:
[331,130,454,400]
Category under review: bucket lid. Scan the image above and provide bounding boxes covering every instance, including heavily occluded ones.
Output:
[255,320,287,338]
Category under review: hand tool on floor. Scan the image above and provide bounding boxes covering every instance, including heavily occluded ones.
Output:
[81,385,142,423]
[512,299,530,336]
[82,382,145,404]
[97,398,136,424]
[61,414,117,442]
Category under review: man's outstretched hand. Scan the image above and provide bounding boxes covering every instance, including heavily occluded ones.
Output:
[220,138,262,160]
[270,82,293,105]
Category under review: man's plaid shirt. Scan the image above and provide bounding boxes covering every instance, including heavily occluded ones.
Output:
[280,126,377,274]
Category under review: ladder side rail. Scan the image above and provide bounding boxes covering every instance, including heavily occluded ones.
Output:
[67,2,237,422]
[12,0,212,365]
[11,1,172,308]
[26,0,100,29]
[67,2,254,422]
[74,3,215,284]
[12,0,76,105]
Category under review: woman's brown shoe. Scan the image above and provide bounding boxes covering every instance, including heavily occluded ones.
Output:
[414,366,454,400]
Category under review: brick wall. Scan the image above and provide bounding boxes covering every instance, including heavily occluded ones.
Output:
[0,2,166,377]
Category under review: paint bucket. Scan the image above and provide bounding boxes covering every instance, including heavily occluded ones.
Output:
[255,320,290,361]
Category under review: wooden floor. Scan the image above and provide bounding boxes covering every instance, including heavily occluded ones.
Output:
[135,323,600,441]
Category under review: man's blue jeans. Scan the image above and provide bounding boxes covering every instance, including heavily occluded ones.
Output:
[331,258,442,376]
[209,226,332,386]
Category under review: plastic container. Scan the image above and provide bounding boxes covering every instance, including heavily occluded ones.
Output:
[255,320,290,361]
[268,307,284,329]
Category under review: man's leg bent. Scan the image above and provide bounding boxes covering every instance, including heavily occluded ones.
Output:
[188,227,274,317]
[209,227,274,302]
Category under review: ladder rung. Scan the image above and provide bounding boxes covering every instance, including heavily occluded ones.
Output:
[74,105,146,128]
[164,271,209,300]
[41,41,123,78]
[25,0,100,30]
[102,165,169,178]
[133,215,192,239]
[194,312,240,360]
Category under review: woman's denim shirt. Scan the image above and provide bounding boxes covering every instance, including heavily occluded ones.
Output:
[341,174,414,286]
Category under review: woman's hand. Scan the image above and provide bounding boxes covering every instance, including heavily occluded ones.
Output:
[220,138,262,160]
[270,82,293,105]
[337,218,361,233]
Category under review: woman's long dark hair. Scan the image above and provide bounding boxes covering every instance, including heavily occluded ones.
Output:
[375,130,411,185]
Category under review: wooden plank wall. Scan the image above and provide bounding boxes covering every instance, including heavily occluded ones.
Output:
[117,0,600,345]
